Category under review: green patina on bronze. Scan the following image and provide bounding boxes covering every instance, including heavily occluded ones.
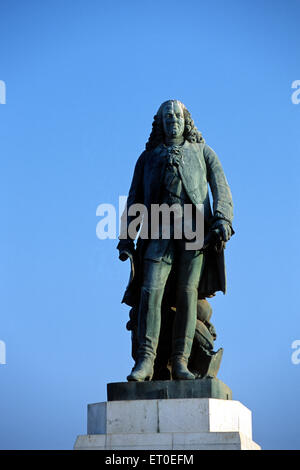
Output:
[117,100,234,383]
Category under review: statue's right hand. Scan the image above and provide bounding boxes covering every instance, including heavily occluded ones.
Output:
[119,250,131,262]
[117,239,135,261]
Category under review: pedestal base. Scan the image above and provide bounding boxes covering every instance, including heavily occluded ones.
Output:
[74,431,260,450]
[107,378,232,401]
[74,395,261,450]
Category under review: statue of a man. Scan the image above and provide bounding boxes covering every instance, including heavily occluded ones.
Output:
[117,100,234,382]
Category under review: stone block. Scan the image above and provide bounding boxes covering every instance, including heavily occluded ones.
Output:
[75,396,261,450]
[88,399,158,435]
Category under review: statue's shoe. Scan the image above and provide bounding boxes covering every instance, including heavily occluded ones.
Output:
[127,357,154,382]
[172,360,195,380]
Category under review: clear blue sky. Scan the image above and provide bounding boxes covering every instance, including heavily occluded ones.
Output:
[0,0,299,450]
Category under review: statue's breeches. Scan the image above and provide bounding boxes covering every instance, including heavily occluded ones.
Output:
[137,240,204,359]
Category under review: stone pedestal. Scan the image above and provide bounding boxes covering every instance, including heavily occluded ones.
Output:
[74,380,261,450]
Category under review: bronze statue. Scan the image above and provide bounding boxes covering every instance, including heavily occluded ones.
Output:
[117,100,234,382]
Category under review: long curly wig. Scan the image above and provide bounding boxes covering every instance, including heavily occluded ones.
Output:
[145,100,205,151]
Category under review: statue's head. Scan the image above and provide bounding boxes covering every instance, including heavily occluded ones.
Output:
[161,100,185,140]
[146,99,204,151]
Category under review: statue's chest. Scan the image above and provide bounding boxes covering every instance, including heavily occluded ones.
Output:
[144,143,206,192]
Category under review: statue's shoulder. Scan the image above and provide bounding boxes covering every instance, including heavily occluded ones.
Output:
[184,140,205,152]
[150,144,164,155]
[202,143,218,155]
[135,149,148,165]
[197,141,207,152]
[201,143,221,164]
[184,140,206,162]
[142,144,164,163]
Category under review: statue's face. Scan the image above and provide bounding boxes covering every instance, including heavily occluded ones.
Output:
[162,101,185,139]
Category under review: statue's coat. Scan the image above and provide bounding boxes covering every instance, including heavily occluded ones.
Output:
[119,140,234,306]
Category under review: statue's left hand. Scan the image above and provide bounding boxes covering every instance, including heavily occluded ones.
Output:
[211,220,232,242]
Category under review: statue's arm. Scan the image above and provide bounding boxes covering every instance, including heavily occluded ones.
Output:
[117,152,145,257]
[203,144,234,240]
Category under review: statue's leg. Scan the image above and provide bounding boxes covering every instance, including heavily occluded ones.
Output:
[171,247,204,380]
[127,258,172,381]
